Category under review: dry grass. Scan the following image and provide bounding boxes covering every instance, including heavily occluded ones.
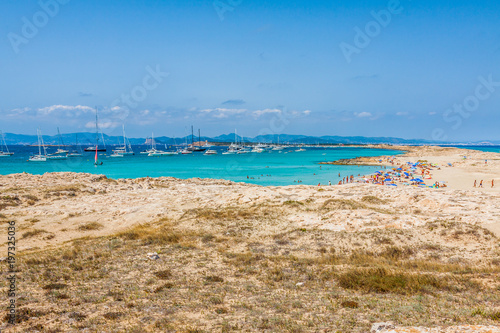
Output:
[22,229,48,239]
[77,222,104,231]
[322,198,366,210]
[116,223,183,244]
[361,195,389,204]
[336,267,450,295]
[4,199,500,332]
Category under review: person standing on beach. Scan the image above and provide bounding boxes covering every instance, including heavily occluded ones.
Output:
[474,180,477,187]
[492,179,495,188]
[479,180,483,188]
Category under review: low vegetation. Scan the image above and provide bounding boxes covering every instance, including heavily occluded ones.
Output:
[6,210,498,333]
[77,222,104,231]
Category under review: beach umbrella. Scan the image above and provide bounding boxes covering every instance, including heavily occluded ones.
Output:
[384,178,392,181]
[414,178,424,182]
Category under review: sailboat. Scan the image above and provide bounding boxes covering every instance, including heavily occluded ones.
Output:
[187,126,206,152]
[84,108,107,152]
[140,136,155,154]
[147,133,173,156]
[29,129,48,162]
[271,135,284,151]
[0,131,13,156]
[68,134,83,157]
[54,128,69,154]
[222,130,241,154]
[113,125,135,156]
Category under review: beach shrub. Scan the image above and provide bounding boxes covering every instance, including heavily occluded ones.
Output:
[117,224,181,244]
[78,222,104,231]
[361,196,387,204]
[283,200,304,207]
[154,269,172,279]
[22,229,48,238]
[204,275,224,283]
[103,312,123,320]
[43,283,67,290]
[341,300,359,308]
[336,268,448,294]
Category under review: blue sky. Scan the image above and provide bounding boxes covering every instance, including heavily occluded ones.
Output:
[1,0,500,141]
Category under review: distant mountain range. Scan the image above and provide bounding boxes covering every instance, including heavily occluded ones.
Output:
[2,132,500,146]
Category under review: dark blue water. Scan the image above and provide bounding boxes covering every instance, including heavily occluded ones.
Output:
[448,146,500,153]
[0,145,404,186]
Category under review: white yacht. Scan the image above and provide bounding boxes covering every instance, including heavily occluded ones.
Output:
[204,149,217,155]
[113,125,135,155]
[0,131,13,156]
[29,129,48,162]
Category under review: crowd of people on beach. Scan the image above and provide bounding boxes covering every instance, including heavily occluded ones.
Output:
[355,161,445,188]
[327,158,446,189]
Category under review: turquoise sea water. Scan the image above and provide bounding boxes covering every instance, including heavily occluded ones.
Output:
[0,146,404,186]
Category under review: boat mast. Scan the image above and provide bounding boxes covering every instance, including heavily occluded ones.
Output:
[39,129,47,156]
[198,129,201,147]
[58,127,65,148]
[1,131,9,153]
[122,125,126,150]
[191,125,194,146]
[37,129,42,156]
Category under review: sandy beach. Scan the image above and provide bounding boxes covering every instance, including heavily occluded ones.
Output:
[1,145,499,332]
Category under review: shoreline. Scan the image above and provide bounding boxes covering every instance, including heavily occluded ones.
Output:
[320,145,500,192]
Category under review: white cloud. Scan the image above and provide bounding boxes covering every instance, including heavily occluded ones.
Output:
[356,112,372,118]
[99,121,121,129]
[85,120,120,129]
[37,105,93,116]
[428,111,437,116]
[201,108,246,114]
[252,108,282,117]
[213,113,229,119]
[396,112,409,116]
[199,108,247,119]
